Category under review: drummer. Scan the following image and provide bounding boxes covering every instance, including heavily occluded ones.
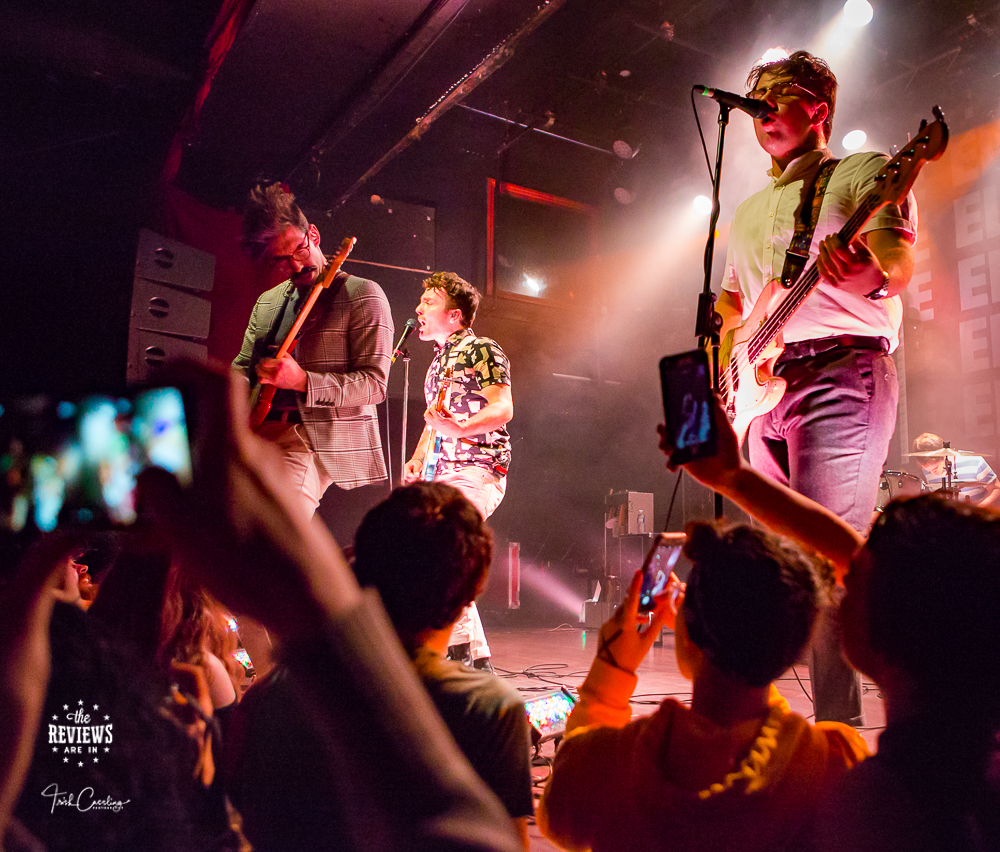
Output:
[911,432,1000,508]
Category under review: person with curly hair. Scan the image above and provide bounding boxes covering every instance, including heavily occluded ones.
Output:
[404,271,513,671]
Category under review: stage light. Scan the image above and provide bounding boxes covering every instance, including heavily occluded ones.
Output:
[614,186,636,205]
[522,274,542,294]
[613,134,641,160]
[758,47,790,65]
[842,129,867,150]
[693,195,712,215]
[843,0,874,27]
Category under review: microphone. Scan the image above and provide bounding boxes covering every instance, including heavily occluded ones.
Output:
[694,85,774,120]
[391,318,418,363]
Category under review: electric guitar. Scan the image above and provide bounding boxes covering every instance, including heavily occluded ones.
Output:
[249,236,356,431]
[421,368,454,481]
[719,108,948,446]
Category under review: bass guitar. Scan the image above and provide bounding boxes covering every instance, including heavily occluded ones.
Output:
[421,368,454,481]
[719,108,948,446]
[249,236,356,431]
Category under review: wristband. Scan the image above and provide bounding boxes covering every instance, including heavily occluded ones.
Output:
[865,270,891,301]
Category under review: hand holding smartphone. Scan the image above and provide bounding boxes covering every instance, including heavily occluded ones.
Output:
[638,533,686,614]
[659,348,718,466]
[0,386,192,534]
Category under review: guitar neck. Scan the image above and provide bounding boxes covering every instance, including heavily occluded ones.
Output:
[747,194,880,363]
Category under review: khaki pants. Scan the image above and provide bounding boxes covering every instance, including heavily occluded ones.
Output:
[436,466,506,661]
[256,422,333,520]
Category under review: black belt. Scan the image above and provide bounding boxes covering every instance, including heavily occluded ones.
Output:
[264,407,302,424]
[777,335,888,364]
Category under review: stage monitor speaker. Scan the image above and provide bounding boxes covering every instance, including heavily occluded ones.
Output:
[127,329,208,384]
[127,230,214,385]
[130,278,211,340]
[580,600,611,630]
[135,228,215,293]
[605,490,653,536]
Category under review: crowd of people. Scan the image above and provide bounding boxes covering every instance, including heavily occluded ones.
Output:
[3,358,998,852]
[2,46,997,852]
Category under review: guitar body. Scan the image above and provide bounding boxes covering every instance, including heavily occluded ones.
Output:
[248,383,278,432]
[248,237,356,432]
[720,279,789,447]
[420,367,454,482]
[421,434,444,481]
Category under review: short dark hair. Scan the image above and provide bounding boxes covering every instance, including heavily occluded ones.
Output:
[681,522,822,687]
[747,50,837,141]
[865,495,1000,720]
[352,483,493,650]
[423,271,480,327]
[241,182,309,261]
[911,431,944,453]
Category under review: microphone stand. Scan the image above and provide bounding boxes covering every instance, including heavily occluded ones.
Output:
[398,349,411,487]
[694,101,732,520]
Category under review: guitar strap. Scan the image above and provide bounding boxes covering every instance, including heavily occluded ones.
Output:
[780,157,840,289]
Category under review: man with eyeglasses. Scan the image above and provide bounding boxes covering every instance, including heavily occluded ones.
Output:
[233,182,394,519]
[713,52,917,727]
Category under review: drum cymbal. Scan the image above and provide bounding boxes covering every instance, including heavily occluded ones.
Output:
[902,448,991,458]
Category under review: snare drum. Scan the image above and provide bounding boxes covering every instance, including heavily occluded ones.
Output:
[876,470,927,510]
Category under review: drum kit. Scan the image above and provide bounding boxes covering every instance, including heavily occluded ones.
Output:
[878,443,992,509]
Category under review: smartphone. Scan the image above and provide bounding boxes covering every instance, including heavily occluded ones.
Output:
[659,348,718,466]
[638,534,683,613]
[0,386,192,533]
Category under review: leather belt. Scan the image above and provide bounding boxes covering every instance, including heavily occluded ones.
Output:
[264,408,302,424]
[777,335,888,364]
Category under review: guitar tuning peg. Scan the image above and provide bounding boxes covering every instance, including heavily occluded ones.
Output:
[919,118,928,131]
[932,105,945,121]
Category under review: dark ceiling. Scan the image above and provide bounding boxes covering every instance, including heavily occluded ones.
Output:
[1,0,999,394]
[175,0,999,213]
[4,0,999,219]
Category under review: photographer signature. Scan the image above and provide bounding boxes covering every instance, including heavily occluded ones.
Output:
[40,784,129,815]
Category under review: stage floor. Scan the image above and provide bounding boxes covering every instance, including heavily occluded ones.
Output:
[486,625,886,851]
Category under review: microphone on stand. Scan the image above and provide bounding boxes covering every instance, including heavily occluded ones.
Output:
[694,85,774,120]
[391,318,418,364]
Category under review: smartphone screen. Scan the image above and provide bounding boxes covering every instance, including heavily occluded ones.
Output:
[0,386,191,533]
[638,536,683,613]
[659,348,717,466]
[524,688,577,743]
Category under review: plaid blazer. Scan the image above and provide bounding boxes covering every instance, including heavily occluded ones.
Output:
[233,273,394,489]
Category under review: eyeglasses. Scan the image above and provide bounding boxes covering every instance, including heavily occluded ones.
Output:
[266,230,311,271]
[746,81,817,102]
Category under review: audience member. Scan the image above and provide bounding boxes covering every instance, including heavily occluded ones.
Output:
[14,596,223,852]
[224,481,533,851]
[139,360,523,852]
[354,483,534,846]
[537,524,868,851]
[1,535,76,852]
[90,551,241,710]
[658,398,1000,852]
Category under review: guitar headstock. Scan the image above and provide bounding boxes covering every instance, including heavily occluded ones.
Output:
[319,237,357,289]
[871,107,949,210]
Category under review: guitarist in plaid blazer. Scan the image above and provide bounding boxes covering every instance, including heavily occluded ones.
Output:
[233,183,394,517]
